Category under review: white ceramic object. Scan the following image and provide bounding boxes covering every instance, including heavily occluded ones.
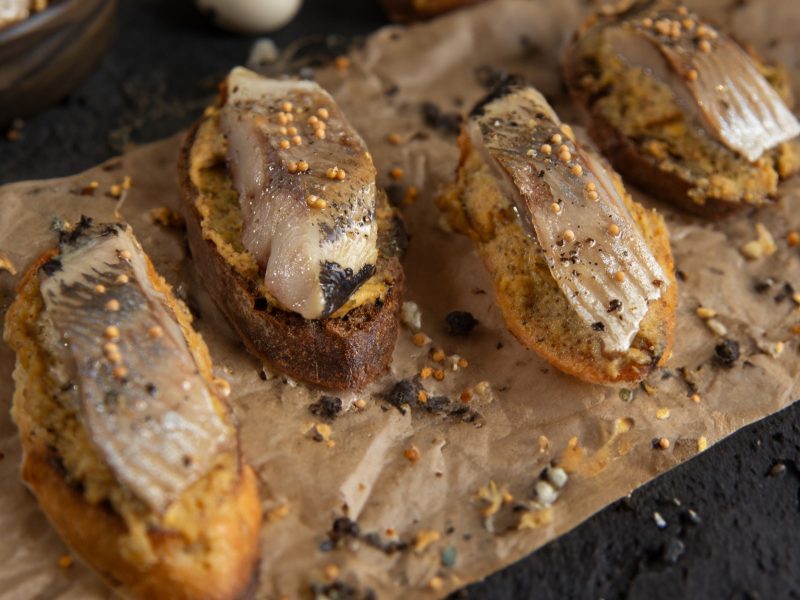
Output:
[197,0,302,34]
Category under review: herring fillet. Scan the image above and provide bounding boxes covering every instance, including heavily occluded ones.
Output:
[38,222,233,513]
[608,2,800,162]
[469,81,668,353]
[219,67,378,319]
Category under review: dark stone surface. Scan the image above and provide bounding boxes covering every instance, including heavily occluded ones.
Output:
[3,2,800,599]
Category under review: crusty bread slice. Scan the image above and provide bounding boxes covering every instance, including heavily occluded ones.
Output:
[178,115,405,391]
[438,134,677,385]
[4,250,262,600]
[562,5,800,216]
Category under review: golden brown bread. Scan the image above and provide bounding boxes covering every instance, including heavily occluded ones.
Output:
[178,114,405,391]
[5,249,262,600]
[438,132,677,385]
[562,2,800,216]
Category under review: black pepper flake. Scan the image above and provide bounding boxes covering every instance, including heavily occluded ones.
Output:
[421,101,461,135]
[330,517,360,542]
[145,383,157,396]
[309,396,342,420]
[591,322,605,331]
[608,299,622,313]
[383,378,483,424]
[363,532,408,554]
[445,310,479,335]
[713,339,740,368]
[754,277,775,293]
[310,581,366,600]
[773,282,794,303]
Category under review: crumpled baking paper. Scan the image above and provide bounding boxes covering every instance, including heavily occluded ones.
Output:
[2,0,800,598]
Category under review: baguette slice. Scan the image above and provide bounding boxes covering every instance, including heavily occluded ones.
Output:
[438,77,677,384]
[4,220,261,600]
[562,0,800,215]
[178,73,405,391]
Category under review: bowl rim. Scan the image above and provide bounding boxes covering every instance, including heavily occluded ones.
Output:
[0,0,107,44]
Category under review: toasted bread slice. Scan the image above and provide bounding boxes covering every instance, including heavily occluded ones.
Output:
[178,109,405,391]
[438,81,677,384]
[4,226,261,600]
[562,1,800,216]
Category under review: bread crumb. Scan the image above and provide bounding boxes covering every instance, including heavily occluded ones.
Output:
[265,503,290,523]
[691,393,701,403]
[0,251,17,275]
[430,348,446,363]
[697,436,708,452]
[696,306,716,319]
[354,398,367,409]
[150,207,185,228]
[740,223,777,260]
[413,529,440,553]
[401,301,422,330]
[538,435,550,452]
[419,366,433,379]
[655,407,670,420]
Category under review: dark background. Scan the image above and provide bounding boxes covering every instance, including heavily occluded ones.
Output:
[2,1,800,598]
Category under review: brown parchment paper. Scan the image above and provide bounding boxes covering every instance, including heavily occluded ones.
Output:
[3,0,800,598]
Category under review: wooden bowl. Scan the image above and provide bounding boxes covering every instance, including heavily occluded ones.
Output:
[0,0,116,126]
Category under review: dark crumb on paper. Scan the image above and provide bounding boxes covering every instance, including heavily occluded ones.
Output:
[773,282,794,303]
[383,378,483,424]
[592,322,605,331]
[753,277,775,293]
[475,65,508,90]
[677,366,699,394]
[421,101,461,135]
[607,298,622,313]
[713,339,740,368]
[385,183,404,207]
[329,517,360,543]
[309,396,343,420]
[445,310,479,335]
[675,269,687,282]
[311,581,376,600]
[519,34,543,56]
[363,532,408,554]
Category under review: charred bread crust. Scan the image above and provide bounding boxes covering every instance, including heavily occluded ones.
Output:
[562,5,800,216]
[5,251,262,600]
[178,119,405,391]
[438,132,677,385]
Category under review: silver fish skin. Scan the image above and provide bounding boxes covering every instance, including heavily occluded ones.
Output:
[219,67,378,319]
[38,220,234,513]
[468,78,668,354]
[606,1,800,162]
